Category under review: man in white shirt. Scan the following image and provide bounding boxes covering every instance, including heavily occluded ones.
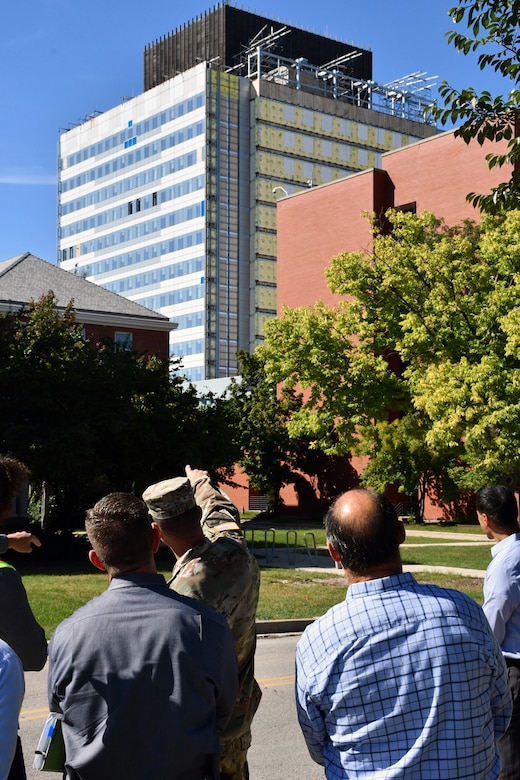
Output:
[0,639,24,780]
[477,484,520,779]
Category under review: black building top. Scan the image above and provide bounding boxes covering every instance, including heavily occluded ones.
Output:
[144,3,372,90]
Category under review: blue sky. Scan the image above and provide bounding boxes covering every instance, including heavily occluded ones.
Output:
[1,0,509,264]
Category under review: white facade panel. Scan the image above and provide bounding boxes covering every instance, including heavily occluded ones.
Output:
[59,65,208,381]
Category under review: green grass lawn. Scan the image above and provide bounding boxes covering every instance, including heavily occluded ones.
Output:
[13,524,491,636]
[400,544,492,570]
[402,536,489,544]
[404,523,482,534]
[22,566,488,638]
[244,523,485,551]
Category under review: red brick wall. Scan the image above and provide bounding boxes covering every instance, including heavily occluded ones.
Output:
[277,170,385,311]
[383,131,509,223]
[277,131,511,316]
[85,324,170,361]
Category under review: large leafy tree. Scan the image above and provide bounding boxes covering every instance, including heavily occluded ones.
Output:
[227,351,338,515]
[0,293,209,528]
[227,351,301,514]
[260,209,520,515]
[432,0,520,212]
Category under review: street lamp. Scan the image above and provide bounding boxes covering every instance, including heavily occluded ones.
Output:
[272,186,289,197]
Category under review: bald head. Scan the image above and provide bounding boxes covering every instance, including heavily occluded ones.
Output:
[325,488,403,576]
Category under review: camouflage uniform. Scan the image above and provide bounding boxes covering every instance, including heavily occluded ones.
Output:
[166,474,261,780]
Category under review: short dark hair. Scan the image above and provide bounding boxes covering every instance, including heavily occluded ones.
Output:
[85,492,153,571]
[0,455,28,520]
[154,504,201,538]
[476,485,518,530]
[325,488,401,573]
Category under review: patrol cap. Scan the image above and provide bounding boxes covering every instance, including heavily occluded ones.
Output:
[142,477,197,521]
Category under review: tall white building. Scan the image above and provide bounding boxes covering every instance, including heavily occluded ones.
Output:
[59,4,436,381]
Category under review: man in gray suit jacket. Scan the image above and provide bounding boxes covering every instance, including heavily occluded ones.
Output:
[48,492,238,780]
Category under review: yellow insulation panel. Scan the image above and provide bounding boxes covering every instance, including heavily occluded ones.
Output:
[256,286,277,311]
[256,259,277,285]
[256,231,277,257]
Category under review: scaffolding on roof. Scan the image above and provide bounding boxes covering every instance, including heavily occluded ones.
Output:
[233,41,437,125]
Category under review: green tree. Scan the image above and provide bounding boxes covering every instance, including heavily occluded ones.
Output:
[432,0,520,213]
[260,209,520,514]
[228,351,366,514]
[227,352,297,514]
[0,293,209,529]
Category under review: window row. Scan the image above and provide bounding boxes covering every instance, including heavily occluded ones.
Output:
[106,259,204,294]
[178,364,204,382]
[172,338,204,356]
[65,204,204,256]
[278,130,373,164]
[61,121,204,193]
[61,173,204,239]
[65,92,205,168]
[281,103,403,148]
[174,310,204,330]
[63,228,204,269]
[61,150,200,216]
[129,282,205,309]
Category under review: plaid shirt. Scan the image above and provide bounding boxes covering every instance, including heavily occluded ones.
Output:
[296,572,511,779]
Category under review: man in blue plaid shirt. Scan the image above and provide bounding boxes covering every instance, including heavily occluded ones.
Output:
[296,488,512,779]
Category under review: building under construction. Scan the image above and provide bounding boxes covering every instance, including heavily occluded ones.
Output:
[59,3,437,381]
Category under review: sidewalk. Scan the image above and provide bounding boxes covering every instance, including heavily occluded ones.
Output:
[251,530,490,576]
[253,528,489,634]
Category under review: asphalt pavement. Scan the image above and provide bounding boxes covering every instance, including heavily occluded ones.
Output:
[20,635,321,780]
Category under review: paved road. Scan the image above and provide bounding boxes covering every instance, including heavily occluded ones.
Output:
[249,633,325,780]
[19,634,323,780]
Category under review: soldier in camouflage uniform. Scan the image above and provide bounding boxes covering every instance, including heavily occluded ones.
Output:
[143,466,261,780]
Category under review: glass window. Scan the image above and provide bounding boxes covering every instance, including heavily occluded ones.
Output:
[114,332,133,351]
[358,148,368,166]
[284,158,294,174]
[339,118,350,137]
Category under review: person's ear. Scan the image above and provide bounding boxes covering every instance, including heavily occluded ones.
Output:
[88,549,106,572]
[327,541,342,564]
[151,523,162,553]
[397,520,406,545]
[477,512,491,531]
[151,520,163,537]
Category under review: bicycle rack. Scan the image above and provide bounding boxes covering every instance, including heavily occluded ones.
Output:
[304,532,317,565]
[264,528,275,564]
[244,528,276,563]
[285,530,297,565]
[244,528,255,551]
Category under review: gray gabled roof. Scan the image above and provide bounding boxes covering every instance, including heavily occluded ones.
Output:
[0,253,173,330]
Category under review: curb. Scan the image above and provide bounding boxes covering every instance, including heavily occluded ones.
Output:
[256,618,315,634]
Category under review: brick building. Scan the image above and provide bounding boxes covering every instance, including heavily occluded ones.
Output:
[225,129,513,516]
[0,253,174,360]
[276,129,511,311]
